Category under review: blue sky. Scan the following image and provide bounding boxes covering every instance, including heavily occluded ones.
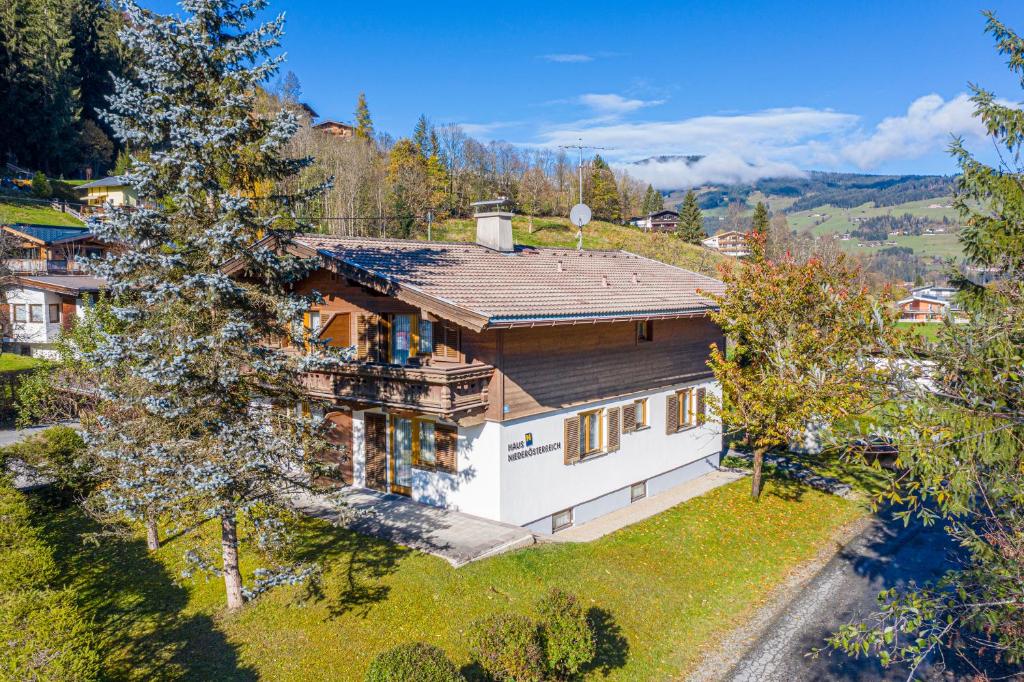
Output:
[156,0,1024,186]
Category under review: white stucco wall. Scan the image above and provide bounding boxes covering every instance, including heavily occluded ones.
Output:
[4,287,65,348]
[497,380,722,527]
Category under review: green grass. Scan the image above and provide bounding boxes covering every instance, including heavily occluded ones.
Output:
[0,353,46,372]
[896,321,944,341]
[435,215,732,277]
[0,197,84,227]
[35,476,864,681]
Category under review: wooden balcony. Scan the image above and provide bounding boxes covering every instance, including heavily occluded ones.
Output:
[300,361,494,421]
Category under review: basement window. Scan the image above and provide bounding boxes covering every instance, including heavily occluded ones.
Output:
[631,481,647,503]
[552,508,572,533]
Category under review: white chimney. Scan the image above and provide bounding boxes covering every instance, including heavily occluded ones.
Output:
[470,197,514,252]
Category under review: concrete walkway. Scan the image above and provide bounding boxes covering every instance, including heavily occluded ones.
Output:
[549,469,746,542]
[290,487,536,568]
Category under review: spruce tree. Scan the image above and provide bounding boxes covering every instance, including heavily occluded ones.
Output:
[588,155,620,222]
[92,0,332,609]
[678,190,705,244]
[354,91,373,142]
[749,201,770,260]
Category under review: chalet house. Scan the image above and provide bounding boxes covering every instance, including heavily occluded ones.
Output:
[1,275,104,358]
[897,285,963,323]
[312,120,356,139]
[235,208,728,534]
[77,176,138,209]
[701,230,750,258]
[1,224,107,275]
[633,210,679,232]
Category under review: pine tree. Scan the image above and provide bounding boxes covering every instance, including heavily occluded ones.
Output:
[354,91,373,142]
[279,70,301,103]
[92,0,333,609]
[749,201,770,261]
[588,155,620,222]
[677,190,705,244]
[412,114,430,158]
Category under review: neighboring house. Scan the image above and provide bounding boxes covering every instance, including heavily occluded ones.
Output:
[312,120,356,139]
[77,176,138,208]
[229,208,728,534]
[701,230,751,257]
[0,224,107,275]
[632,210,679,232]
[1,275,105,358]
[897,285,963,322]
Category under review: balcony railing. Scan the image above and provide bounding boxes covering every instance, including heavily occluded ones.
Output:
[3,259,88,274]
[300,361,494,420]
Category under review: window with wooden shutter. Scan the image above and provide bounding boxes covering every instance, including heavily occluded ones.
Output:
[563,416,580,464]
[696,387,707,425]
[622,402,637,433]
[665,393,679,434]
[435,424,458,473]
[364,413,388,491]
[606,407,621,452]
[320,313,352,348]
[356,314,380,361]
[433,321,460,360]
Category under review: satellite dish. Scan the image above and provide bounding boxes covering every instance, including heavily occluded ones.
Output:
[570,203,592,227]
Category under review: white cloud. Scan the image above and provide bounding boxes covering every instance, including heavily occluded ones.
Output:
[578,93,665,115]
[622,153,806,190]
[541,53,593,63]
[840,93,986,168]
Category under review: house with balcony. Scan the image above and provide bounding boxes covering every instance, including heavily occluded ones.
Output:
[701,230,751,257]
[230,206,727,534]
[77,176,138,209]
[1,224,107,275]
[897,285,963,322]
[1,275,105,358]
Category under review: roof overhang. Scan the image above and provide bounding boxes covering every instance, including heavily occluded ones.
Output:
[8,276,105,296]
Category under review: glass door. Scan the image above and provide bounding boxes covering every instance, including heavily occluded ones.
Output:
[391,314,412,365]
[390,417,413,496]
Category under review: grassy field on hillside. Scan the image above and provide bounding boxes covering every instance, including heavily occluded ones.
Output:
[839,232,963,259]
[0,197,85,227]
[436,215,733,277]
[37,475,865,681]
[786,198,958,236]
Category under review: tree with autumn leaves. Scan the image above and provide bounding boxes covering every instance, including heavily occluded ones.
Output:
[705,232,896,500]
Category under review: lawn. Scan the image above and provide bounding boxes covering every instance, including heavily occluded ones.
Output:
[895,321,944,342]
[0,352,46,372]
[435,215,732,277]
[34,475,864,681]
[0,196,84,227]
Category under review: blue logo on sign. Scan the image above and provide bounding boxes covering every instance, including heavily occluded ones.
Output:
[525,433,534,446]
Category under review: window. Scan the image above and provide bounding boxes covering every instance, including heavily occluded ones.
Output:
[678,388,694,428]
[580,409,603,457]
[48,303,60,324]
[433,321,460,360]
[631,481,647,503]
[416,420,436,467]
[391,314,412,365]
[636,320,654,343]
[552,508,572,532]
[28,304,43,323]
[12,305,25,323]
[418,319,433,355]
[633,398,648,429]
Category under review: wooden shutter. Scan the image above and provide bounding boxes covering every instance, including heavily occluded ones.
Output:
[696,388,707,425]
[322,313,352,348]
[356,314,380,361]
[666,393,679,434]
[606,407,621,452]
[563,416,580,465]
[364,412,388,491]
[622,402,637,433]
[433,321,460,360]
[436,424,458,473]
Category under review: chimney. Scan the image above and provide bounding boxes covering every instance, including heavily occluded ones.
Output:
[470,197,513,252]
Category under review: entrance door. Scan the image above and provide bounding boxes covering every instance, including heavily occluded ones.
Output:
[320,410,353,486]
[364,412,388,491]
[389,416,413,496]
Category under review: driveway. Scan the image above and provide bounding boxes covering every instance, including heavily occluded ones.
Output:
[721,511,1020,681]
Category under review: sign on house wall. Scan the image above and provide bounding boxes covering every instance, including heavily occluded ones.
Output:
[507,432,561,462]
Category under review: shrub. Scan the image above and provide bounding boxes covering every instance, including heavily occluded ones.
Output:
[468,614,546,682]
[364,642,464,682]
[537,589,596,679]
[30,171,51,198]
[0,426,93,496]
[0,589,100,681]
[0,477,98,681]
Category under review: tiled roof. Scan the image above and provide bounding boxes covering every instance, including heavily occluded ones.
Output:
[76,175,128,189]
[14,275,106,295]
[10,224,92,244]
[293,235,725,329]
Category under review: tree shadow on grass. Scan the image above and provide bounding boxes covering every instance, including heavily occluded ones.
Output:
[287,516,413,619]
[764,475,808,503]
[28,493,257,681]
[583,607,629,677]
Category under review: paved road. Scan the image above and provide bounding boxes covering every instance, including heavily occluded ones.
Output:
[725,511,961,681]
